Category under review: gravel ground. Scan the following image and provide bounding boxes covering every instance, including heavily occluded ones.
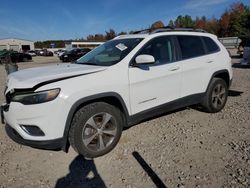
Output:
[0,57,249,188]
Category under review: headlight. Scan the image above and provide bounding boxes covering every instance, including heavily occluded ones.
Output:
[12,88,60,105]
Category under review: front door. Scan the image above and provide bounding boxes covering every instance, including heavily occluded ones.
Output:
[129,36,182,114]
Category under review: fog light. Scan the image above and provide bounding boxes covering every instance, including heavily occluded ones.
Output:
[20,125,45,136]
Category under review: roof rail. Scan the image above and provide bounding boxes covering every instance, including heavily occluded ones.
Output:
[132,27,207,34]
[133,29,151,34]
[151,27,207,34]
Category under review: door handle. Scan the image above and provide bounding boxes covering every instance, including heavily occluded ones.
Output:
[206,60,214,63]
[169,66,180,71]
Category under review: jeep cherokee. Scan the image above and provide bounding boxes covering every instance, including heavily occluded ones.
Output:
[1,28,233,158]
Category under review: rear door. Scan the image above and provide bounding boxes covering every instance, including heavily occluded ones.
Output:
[176,35,211,97]
[129,36,182,114]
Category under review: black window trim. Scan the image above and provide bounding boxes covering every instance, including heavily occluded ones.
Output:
[129,35,178,67]
[129,35,221,66]
[172,36,182,61]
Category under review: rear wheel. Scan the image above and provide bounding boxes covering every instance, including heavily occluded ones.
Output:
[69,102,124,158]
[201,78,228,113]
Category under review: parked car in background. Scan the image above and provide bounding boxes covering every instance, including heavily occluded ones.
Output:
[16,52,32,62]
[54,49,65,55]
[0,51,32,63]
[0,50,7,58]
[34,50,42,56]
[0,51,9,63]
[60,48,91,62]
[35,49,53,56]
[27,50,37,56]
[39,50,45,56]
[239,37,250,65]
[57,50,67,58]
[40,49,53,56]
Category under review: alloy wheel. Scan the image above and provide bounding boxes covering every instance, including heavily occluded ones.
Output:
[82,112,117,152]
[211,83,226,109]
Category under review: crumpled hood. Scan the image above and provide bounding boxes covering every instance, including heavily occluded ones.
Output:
[6,63,106,92]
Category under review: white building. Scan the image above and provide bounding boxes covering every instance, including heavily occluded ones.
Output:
[0,38,34,52]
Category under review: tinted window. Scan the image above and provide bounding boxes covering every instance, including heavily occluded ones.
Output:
[137,36,174,65]
[202,37,220,53]
[177,36,205,59]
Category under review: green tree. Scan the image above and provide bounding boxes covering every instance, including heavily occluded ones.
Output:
[105,29,116,40]
[174,15,194,28]
[238,9,250,35]
[86,35,95,41]
[118,31,127,35]
[231,3,250,36]
[168,20,174,27]
[205,18,220,35]
[219,2,250,36]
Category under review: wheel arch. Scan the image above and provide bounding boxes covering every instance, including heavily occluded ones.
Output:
[62,92,129,152]
[207,69,231,91]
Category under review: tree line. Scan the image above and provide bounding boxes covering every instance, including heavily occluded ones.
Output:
[35,2,250,48]
[166,2,250,37]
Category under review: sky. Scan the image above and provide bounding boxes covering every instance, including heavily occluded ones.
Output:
[0,0,249,41]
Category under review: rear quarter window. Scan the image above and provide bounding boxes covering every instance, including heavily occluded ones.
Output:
[202,37,220,53]
[177,35,206,59]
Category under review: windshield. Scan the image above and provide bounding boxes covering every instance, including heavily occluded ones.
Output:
[76,38,143,66]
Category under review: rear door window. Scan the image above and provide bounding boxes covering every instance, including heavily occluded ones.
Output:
[177,36,205,59]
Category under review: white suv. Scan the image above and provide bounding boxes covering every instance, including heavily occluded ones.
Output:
[1,28,232,158]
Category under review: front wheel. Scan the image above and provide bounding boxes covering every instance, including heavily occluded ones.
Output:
[69,102,124,158]
[201,78,228,113]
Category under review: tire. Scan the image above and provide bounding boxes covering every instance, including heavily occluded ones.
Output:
[23,57,28,62]
[69,102,124,158]
[201,78,228,113]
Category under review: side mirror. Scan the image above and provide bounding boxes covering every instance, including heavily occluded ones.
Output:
[135,54,155,64]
